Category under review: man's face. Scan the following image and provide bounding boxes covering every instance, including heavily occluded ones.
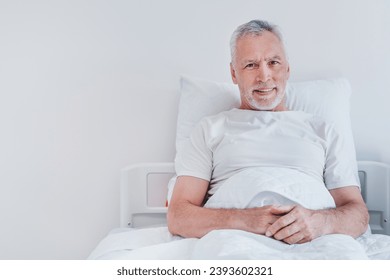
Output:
[230,31,290,111]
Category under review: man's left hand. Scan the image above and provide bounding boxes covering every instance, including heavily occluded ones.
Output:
[265,205,328,244]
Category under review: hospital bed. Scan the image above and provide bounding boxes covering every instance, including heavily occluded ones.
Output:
[120,161,390,235]
[88,76,390,259]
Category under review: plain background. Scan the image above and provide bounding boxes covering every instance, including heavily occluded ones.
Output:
[0,0,389,259]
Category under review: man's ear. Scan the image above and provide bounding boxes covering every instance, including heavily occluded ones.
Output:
[286,64,291,79]
[230,63,238,84]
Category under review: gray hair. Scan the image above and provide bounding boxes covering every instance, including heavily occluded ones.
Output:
[230,20,285,63]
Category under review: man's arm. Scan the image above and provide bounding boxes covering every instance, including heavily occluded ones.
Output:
[167,175,289,238]
[265,186,369,244]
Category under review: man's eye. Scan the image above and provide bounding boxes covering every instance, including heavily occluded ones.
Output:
[269,61,280,66]
[245,63,256,69]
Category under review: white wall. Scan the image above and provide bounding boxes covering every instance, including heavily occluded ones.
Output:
[0,0,389,259]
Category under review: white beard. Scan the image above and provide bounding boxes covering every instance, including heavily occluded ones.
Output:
[245,90,285,111]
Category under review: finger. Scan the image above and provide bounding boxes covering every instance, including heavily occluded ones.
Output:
[296,237,310,244]
[266,212,296,237]
[283,232,305,245]
[269,204,295,215]
[273,223,300,241]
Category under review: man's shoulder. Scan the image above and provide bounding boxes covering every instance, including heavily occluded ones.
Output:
[294,111,342,140]
[295,110,333,127]
[198,108,237,124]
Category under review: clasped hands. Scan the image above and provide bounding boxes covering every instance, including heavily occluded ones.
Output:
[263,204,327,245]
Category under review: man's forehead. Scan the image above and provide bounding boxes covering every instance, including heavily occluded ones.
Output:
[242,55,283,62]
[235,33,287,60]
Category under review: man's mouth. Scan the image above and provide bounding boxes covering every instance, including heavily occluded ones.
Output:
[253,87,276,94]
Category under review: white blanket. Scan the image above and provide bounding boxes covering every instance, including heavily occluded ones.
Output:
[204,167,335,210]
[88,167,390,260]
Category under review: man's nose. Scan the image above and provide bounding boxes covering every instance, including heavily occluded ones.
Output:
[256,64,271,83]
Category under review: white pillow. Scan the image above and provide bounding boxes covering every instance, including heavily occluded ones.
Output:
[176,74,354,153]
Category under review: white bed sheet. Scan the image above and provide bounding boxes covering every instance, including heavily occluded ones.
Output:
[88,226,390,260]
[90,167,390,260]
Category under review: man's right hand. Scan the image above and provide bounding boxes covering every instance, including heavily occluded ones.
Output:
[234,205,293,235]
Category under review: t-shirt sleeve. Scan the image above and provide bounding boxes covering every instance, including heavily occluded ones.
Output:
[175,119,213,181]
[323,123,360,190]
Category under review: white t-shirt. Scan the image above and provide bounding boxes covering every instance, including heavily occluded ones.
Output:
[175,108,360,196]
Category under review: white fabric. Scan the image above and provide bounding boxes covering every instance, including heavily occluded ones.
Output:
[88,228,373,260]
[176,109,359,196]
[204,167,336,210]
[176,75,354,159]
[169,75,358,202]
[89,227,390,260]
[191,230,368,260]
[88,167,390,260]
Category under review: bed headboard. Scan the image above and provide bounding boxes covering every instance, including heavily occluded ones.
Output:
[120,162,174,228]
[120,161,390,235]
[357,161,390,234]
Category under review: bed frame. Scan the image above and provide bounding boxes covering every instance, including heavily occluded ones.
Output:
[120,161,390,235]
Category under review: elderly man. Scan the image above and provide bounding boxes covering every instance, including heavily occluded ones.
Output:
[167,20,369,245]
